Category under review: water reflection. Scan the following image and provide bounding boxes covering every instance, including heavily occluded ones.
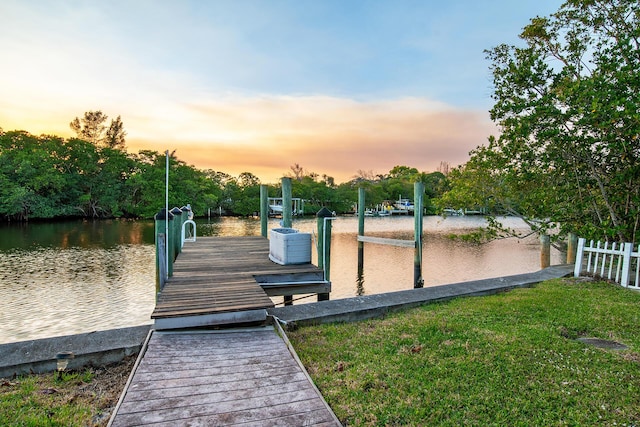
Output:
[0,216,562,344]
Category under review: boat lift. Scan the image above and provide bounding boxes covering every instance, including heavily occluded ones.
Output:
[268,197,304,217]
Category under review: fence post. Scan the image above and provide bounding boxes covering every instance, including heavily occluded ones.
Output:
[573,237,586,277]
[260,185,269,238]
[566,232,578,264]
[540,234,551,269]
[620,242,633,288]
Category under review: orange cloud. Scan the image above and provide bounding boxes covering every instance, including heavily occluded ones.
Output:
[1,94,496,184]
[125,95,496,183]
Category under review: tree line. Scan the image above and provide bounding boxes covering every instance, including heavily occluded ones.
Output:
[0,124,448,221]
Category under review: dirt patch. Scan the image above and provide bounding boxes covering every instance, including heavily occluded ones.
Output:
[81,356,137,425]
[577,337,628,350]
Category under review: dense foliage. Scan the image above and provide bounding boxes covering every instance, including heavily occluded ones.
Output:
[0,129,447,221]
[440,0,640,242]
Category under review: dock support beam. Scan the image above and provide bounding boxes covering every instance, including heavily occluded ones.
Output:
[260,185,269,238]
[414,182,424,288]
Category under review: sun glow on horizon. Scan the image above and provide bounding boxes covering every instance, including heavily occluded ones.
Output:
[2,94,496,184]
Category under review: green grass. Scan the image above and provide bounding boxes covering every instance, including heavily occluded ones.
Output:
[288,279,640,426]
[0,358,134,427]
[0,371,94,427]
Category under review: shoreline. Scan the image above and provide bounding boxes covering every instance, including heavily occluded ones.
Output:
[0,264,573,379]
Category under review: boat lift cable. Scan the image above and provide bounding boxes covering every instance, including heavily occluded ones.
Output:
[273,293,317,306]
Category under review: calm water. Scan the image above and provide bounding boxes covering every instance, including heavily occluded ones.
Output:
[0,216,562,344]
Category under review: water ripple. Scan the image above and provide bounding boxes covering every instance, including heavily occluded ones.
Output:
[0,245,155,344]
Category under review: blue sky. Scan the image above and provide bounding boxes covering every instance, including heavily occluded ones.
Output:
[0,0,564,183]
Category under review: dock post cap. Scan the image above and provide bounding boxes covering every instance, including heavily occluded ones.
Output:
[316,207,334,218]
[154,208,175,220]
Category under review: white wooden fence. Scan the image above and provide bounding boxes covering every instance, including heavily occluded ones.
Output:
[574,238,640,290]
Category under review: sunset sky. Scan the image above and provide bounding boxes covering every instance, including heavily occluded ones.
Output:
[1,0,563,184]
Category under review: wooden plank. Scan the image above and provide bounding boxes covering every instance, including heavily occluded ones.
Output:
[357,235,415,247]
[109,328,340,427]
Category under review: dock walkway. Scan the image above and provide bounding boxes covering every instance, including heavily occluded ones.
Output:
[109,236,339,426]
[109,326,340,426]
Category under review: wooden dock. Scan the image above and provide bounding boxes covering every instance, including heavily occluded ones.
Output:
[109,326,341,426]
[152,236,329,329]
[109,236,339,426]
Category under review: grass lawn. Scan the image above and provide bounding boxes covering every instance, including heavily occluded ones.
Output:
[0,356,134,427]
[288,278,640,426]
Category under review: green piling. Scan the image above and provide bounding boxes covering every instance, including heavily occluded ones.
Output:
[282,177,292,228]
[260,185,269,238]
[154,208,174,298]
[357,187,365,276]
[317,207,334,301]
[414,182,424,288]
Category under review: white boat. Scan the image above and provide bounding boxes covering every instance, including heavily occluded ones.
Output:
[442,208,464,216]
[394,198,414,212]
[269,204,283,213]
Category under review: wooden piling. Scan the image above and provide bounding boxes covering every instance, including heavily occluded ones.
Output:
[282,177,292,228]
[357,187,365,277]
[413,182,424,288]
[260,185,268,238]
[566,232,578,264]
[171,207,183,257]
[154,208,174,294]
[540,234,551,268]
[316,207,334,301]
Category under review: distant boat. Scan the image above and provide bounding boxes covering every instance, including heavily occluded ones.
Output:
[394,198,414,212]
[269,204,283,213]
[364,209,391,217]
[442,208,464,216]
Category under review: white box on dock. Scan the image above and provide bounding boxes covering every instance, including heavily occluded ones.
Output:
[269,228,312,265]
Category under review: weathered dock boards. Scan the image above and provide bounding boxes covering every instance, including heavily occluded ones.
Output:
[109,327,341,426]
[152,237,327,329]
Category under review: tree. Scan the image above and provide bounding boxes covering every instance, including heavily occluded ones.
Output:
[104,115,127,149]
[443,0,640,242]
[70,110,126,149]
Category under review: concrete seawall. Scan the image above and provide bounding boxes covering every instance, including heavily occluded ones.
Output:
[0,265,573,378]
[0,325,151,378]
[268,265,575,328]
